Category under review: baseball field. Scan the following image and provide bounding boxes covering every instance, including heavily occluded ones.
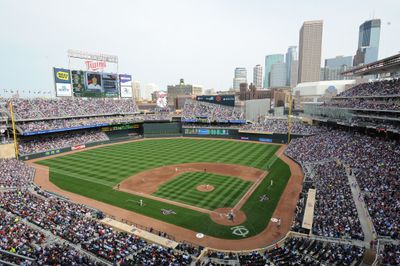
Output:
[35,138,291,240]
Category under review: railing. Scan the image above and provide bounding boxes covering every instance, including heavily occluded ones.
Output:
[0,249,36,266]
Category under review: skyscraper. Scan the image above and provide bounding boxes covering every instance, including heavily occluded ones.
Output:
[270,62,287,87]
[233,67,247,91]
[298,20,323,83]
[290,60,299,88]
[323,56,353,80]
[263,54,284,89]
[132,80,141,100]
[353,19,381,66]
[253,64,263,89]
[285,46,297,86]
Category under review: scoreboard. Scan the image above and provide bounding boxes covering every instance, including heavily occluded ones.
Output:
[196,95,235,107]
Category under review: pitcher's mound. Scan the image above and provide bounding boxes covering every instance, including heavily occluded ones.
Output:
[210,208,247,226]
[197,184,214,192]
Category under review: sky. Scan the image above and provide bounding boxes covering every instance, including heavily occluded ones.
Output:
[0,0,399,97]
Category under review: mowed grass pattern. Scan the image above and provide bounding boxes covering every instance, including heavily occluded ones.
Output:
[35,139,291,239]
[38,138,278,187]
[153,172,252,210]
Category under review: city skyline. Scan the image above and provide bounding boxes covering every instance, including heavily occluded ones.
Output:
[0,0,399,95]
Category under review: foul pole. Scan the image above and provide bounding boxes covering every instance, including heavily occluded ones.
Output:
[9,101,19,158]
[287,91,292,144]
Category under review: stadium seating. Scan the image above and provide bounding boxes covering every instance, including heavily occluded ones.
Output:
[286,130,400,240]
[0,158,34,187]
[308,79,400,132]
[182,99,244,122]
[241,118,324,135]
[380,243,400,265]
[6,98,139,120]
[205,237,364,266]
[309,162,363,240]
[0,209,103,265]
[18,130,110,155]
[0,189,201,264]
[264,237,364,266]
[337,78,400,97]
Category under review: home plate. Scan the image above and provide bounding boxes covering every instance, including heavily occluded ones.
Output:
[270,218,278,223]
[196,233,204,239]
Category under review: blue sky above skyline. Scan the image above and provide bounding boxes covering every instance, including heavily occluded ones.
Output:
[0,0,399,96]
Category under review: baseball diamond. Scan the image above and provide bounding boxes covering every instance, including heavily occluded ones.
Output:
[33,138,291,240]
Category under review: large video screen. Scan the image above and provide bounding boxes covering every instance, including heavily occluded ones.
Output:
[71,70,119,97]
[196,95,235,107]
[100,73,118,96]
[71,70,86,97]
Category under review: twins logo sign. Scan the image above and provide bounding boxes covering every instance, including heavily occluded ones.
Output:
[231,226,249,237]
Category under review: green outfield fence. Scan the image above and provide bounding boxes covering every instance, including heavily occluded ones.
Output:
[19,121,309,160]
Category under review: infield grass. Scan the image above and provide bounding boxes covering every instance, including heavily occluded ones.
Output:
[36,138,291,239]
[153,172,252,210]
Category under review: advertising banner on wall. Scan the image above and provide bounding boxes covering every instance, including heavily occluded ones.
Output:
[119,74,132,98]
[119,74,132,86]
[53,68,72,97]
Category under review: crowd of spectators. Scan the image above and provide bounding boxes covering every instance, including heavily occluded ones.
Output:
[380,244,400,265]
[337,78,400,97]
[241,118,324,135]
[136,113,173,121]
[0,190,199,264]
[203,237,364,266]
[18,130,109,155]
[18,115,141,133]
[205,250,237,261]
[4,98,139,120]
[350,117,400,132]
[121,244,193,265]
[0,209,103,265]
[323,98,400,111]
[0,158,34,188]
[311,78,400,132]
[264,237,364,266]
[182,100,244,122]
[286,130,400,240]
[17,113,177,133]
[309,162,364,240]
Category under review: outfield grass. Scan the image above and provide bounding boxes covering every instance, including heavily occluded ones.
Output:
[153,172,252,210]
[36,138,291,239]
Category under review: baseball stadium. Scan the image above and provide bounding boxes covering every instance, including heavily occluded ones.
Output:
[1,4,400,265]
[1,53,400,265]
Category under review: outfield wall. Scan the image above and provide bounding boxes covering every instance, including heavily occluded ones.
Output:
[143,122,181,137]
[19,122,306,160]
[181,127,304,144]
